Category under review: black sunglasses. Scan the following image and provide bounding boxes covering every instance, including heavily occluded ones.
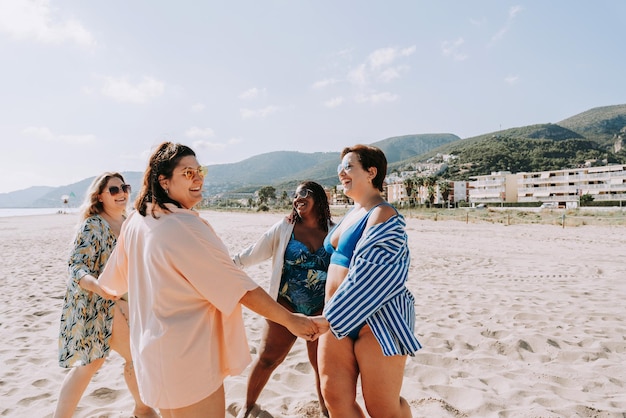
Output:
[105,184,131,196]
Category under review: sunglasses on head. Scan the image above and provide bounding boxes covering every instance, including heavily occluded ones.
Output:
[105,184,131,196]
[293,188,314,199]
[180,166,208,180]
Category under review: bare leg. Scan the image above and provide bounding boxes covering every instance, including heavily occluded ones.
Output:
[160,384,225,418]
[241,319,297,416]
[356,330,411,418]
[110,301,158,417]
[318,331,365,418]
[53,357,105,418]
[306,338,328,416]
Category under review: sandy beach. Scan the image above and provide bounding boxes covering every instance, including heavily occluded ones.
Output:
[1,210,625,417]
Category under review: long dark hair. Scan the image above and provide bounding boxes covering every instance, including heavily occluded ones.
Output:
[287,180,333,232]
[135,141,196,217]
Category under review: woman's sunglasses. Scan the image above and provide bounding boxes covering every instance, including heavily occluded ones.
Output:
[293,189,314,199]
[181,166,208,180]
[105,184,131,196]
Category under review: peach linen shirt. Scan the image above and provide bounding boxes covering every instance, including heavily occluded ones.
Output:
[99,204,259,409]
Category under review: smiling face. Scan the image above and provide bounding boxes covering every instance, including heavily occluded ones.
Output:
[158,155,205,209]
[337,152,377,199]
[293,186,315,219]
[99,176,130,215]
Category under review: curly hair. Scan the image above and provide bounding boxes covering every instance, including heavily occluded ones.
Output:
[135,141,196,217]
[79,172,126,220]
[286,180,333,232]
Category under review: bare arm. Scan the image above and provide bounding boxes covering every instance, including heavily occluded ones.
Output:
[78,275,120,300]
[240,287,325,340]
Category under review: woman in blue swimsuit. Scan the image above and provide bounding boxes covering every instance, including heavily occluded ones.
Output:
[233,181,334,417]
[319,145,422,418]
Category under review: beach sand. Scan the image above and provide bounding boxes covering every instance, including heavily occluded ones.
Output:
[1,210,625,417]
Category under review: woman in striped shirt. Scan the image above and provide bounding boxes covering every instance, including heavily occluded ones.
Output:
[319,144,422,417]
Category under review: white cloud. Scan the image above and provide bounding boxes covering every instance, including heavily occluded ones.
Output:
[192,137,243,153]
[367,46,415,69]
[491,5,523,44]
[378,66,408,83]
[190,103,205,112]
[311,78,339,89]
[368,48,398,69]
[240,106,279,119]
[22,126,96,144]
[355,92,398,104]
[191,140,226,150]
[348,46,415,87]
[185,127,215,139]
[505,75,520,84]
[470,17,487,26]
[239,87,267,100]
[347,64,368,86]
[509,5,523,18]
[324,97,344,108]
[442,37,468,61]
[0,0,95,47]
[100,76,165,104]
[401,46,416,57]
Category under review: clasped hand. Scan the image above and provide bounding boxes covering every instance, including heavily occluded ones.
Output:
[289,313,329,341]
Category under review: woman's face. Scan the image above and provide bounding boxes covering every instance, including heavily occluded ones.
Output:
[337,152,376,198]
[293,185,316,218]
[99,177,130,214]
[160,155,206,209]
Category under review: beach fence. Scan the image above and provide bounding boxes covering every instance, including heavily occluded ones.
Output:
[399,207,626,228]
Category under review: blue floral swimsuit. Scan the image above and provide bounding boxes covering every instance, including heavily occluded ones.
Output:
[278,234,330,315]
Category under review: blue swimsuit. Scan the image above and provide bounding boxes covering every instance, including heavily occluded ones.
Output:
[323,203,391,338]
[278,234,330,316]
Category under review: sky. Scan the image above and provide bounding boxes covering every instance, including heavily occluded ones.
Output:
[1,1,624,194]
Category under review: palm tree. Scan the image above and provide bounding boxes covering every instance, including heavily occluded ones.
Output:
[438,180,451,207]
[414,176,425,205]
[403,177,415,206]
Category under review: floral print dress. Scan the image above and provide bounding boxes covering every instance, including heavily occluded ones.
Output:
[58,215,116,368]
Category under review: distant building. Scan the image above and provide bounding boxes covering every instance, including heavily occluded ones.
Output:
[517,164,626,207]
[469,171,517,205]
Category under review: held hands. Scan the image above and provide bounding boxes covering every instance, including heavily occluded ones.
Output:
[310,315,330,335]
[287,313,330,341]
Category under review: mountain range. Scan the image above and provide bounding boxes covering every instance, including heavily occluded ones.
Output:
[2,104,625,208]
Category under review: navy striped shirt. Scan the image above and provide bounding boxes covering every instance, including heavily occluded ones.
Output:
[323,214,422,356]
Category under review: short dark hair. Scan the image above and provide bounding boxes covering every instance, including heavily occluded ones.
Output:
[341,144,387,191]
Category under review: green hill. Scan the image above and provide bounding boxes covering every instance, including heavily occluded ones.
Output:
[3,104,626,207]
[393,105,626,179]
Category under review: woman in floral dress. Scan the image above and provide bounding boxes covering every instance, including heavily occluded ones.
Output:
[54,172,157,418]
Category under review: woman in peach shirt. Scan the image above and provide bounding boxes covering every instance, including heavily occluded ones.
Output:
[99,141,327,417]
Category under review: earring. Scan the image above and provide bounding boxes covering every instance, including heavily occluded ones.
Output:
[165,189,169,194]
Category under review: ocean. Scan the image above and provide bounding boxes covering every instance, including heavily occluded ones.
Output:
[0,208,79,218]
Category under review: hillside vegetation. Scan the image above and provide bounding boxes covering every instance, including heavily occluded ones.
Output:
[395,105,626,179]
[2,104,626,207]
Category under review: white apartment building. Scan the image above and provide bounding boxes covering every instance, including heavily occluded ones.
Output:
[517,164,626,206]
[385,179,469,206]
[469,171,518,204]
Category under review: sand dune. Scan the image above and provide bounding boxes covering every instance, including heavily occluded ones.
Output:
[1,211,625,417]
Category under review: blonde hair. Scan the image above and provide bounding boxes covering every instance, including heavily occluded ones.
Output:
[78,172,126,220]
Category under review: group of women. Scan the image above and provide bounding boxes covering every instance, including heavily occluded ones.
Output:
[54,141,421,418]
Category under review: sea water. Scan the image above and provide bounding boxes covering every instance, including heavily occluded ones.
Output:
[0,208,78,218]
